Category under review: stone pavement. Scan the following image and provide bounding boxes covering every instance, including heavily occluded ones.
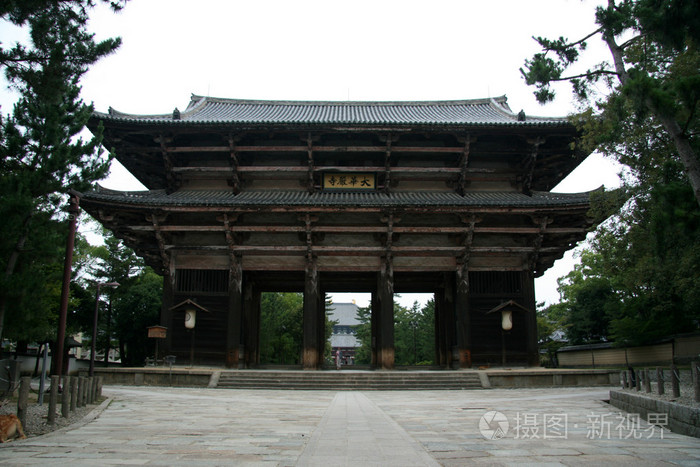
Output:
[0,385,699,466]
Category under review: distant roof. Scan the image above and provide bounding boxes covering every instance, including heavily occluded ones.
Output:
[328,303,361,326]
[94,94,569,128]
[82,188,593,209]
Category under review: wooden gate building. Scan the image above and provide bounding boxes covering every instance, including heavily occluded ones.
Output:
[81,95,594,369]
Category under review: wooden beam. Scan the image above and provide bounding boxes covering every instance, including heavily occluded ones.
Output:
[228,135,241,194]
[125,224,586,235]
[161,244,563,256]
[164,145,467,153]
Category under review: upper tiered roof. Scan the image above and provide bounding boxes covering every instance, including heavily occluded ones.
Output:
[95,95,568,128]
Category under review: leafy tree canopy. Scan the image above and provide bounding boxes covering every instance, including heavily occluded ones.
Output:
[521,0,700,206]
[0,1,124,343]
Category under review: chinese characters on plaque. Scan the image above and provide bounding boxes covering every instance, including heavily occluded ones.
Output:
[323,173,375,191]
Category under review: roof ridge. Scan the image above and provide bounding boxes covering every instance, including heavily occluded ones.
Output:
[187,94,509,107]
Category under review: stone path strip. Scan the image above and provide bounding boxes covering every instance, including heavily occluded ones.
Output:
[297,392,439,466]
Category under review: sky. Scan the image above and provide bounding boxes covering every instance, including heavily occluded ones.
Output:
[1,0,622,308]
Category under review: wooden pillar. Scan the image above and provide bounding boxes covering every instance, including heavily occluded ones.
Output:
[434,286,446,368]
[370,292,379,367]
[226,258,242,368]
[522,270,538,366]
[376,256,394,369]
[316,289,326,366]
[242,282,260,368]
[302,259,321,369]
[160,271,175,357]
[436,273,456,368]
[455,267,471,368]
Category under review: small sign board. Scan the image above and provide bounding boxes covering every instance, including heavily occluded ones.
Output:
[147,325,167,339]
[323,173,375,191]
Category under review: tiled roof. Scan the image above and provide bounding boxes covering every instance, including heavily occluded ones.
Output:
[95,95,568,128]
[82,187,591,209]
[328,303,362,326]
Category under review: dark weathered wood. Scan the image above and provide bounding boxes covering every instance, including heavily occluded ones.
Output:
[376,256,395,370]
[165,145,468,153]
[85,104,592,369]
[303,258,321,369]
[127,224,587,235]
[656,367,664,395]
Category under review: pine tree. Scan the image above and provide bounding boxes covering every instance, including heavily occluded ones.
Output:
[521,0,700,206]
[0,1,124,342]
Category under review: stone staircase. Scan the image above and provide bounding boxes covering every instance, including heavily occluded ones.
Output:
[214,370,485,390]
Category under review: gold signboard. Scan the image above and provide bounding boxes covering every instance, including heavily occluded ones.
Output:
[323,173,376,191]
[147,325,167,339]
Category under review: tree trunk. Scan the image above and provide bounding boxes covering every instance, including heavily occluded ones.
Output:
[604,30,700,207]
[0,214,34,344]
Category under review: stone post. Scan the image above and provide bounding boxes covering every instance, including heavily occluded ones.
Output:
[621,371,627,389]
[694,361,700,403]
[47,375,59,424]
[656,367,664,395]
[17,376,30,429]
[62,376,70,418]
[70,376,78,411]
[671,364,680,398]
[644,368,652,393]
[77,376,85,407]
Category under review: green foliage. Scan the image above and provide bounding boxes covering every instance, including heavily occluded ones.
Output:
[524,0,700,348]
[537,302,568,366]
[521,0,700,208]
[353,304,372,364]
[69,230,161,366]
[259,293,336,365]
[554,181,700,346]
[112,267,161,366]
[0,1,123,342]
[555,251,617,345]
[353,297,435,366]
[259,292,304,364]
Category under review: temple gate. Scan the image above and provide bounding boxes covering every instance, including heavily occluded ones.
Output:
[81,96,593,369]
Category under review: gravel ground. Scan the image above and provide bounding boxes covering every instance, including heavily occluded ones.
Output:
[615,367,700,409]
[0,396,103,438]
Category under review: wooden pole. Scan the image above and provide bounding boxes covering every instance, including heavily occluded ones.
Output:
[656,367,664,395]
[55,193,80,379]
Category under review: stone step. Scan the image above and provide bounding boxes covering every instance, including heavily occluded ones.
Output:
[214,370,485,390]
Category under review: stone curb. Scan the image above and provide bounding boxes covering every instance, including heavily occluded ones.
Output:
[609,389,700,438]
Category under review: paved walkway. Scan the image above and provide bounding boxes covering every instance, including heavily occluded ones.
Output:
[0,386,699,466]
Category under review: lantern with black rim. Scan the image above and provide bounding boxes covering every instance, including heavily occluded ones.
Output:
[169,299,209,367]
[486,300,531,367]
